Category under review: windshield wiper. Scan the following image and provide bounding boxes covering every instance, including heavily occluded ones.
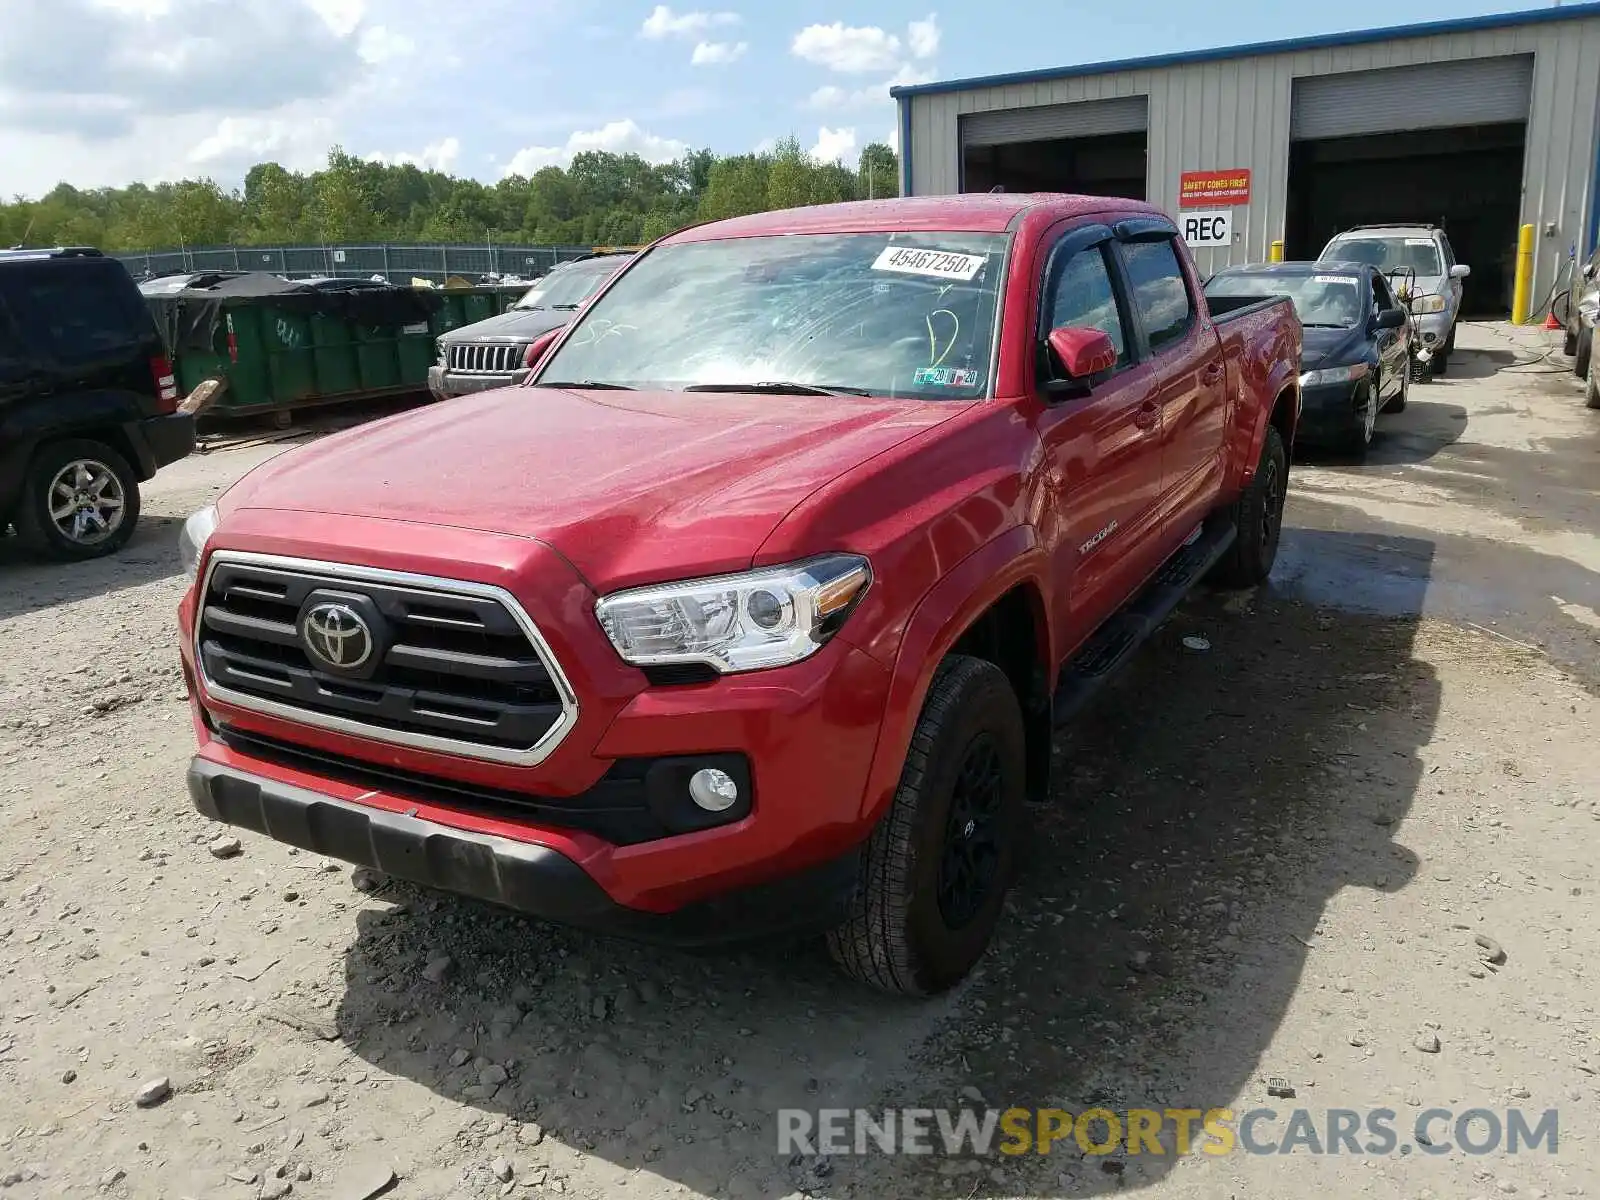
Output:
[534,380,635,390]
[513,304,546,312]
[1300,322,1352,328]
[548,303,584,311]
[681,381,875,397]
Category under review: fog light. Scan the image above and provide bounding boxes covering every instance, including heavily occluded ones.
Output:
[688,767,739,812]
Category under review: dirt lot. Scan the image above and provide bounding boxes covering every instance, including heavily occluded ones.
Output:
[2,323,1598,1200]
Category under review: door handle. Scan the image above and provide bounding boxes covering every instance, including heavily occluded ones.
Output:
[1201,362,1225,385]
[1134,400,1159,431]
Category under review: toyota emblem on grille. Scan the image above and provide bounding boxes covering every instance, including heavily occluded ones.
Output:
[302,602,374,670]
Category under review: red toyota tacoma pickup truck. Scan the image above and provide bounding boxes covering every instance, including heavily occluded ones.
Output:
[176,194,1300,996]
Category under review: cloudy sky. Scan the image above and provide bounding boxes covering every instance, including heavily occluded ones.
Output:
[0,0,1556,198]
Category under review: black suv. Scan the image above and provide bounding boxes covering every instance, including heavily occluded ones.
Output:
[428,251,634,399]
[0,247,196,561]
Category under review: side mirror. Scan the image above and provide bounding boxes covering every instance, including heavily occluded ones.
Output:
[1045,327,1118,389]
[523,327,561,372]
[1450,264,1471,280]
[1373,308,1407,331]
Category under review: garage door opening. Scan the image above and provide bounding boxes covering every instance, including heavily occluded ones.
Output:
[1284,55,1532,317]
[963,131,1147,198]
[959,95,1149,199]
[1286,123,1526,316]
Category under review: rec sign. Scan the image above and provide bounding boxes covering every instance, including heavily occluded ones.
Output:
[1179,169,1251,208]
[1182,210,1233,247]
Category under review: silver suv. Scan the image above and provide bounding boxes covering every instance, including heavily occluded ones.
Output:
[1318,225,1469,376]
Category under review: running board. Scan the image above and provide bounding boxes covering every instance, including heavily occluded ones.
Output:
[1052,520,1238,725]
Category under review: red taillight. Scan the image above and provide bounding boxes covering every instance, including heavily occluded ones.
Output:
[150,355,179,414]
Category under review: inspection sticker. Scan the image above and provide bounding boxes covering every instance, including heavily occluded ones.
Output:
[873,246,986,281]
[913,366,982,388]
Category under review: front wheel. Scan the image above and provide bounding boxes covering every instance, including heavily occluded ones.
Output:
[1209,423,1288,589]
[1386,362,1409,413]
[827,655,1026,996]
[13,439,142,562]
[1576,326,1593,381]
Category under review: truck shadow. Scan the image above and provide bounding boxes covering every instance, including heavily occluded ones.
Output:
[0,514,184,621]
[330,528,1438,1200]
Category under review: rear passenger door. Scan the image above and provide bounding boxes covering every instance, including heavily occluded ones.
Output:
[1112,229,1228,538]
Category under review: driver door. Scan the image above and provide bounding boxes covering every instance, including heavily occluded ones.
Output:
[1370,271,1407,403]
[1031,221,1166,645]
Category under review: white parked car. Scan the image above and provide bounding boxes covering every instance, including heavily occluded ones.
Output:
[1318,224,1470,377]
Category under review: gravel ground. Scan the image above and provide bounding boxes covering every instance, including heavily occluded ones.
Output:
[2,324,1598,1199]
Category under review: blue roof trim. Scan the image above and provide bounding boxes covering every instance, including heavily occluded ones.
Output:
[890,3,1600,98]
[897,94,913,197]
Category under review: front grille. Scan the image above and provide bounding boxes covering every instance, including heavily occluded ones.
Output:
[447,341,526,374]
[196,554,576,765]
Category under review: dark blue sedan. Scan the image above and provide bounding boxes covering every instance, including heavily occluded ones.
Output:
[1204,261,1412,460]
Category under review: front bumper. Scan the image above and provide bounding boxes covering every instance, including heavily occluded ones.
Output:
[1293,380,1364,444]
[179,522,895,917]
[1411,310,1454,346]
[427,364,530,400]
[187,756,861,947]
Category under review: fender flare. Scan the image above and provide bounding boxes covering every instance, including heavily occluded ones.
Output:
[854,523,1051,825]
[1239,367,1300,487]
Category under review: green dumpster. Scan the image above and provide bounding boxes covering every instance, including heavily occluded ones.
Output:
[145,273,451,418]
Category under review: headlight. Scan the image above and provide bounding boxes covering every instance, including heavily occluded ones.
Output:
[178,505,218,580]
[1410,294,1447,314]
[595,554,871,674]
[1299,363,1369,388]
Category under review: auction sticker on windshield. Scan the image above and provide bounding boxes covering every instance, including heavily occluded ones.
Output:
[872,247,987,281]
[1313,275,1354,284]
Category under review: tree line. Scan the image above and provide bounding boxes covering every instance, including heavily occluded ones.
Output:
[0,138,901,253]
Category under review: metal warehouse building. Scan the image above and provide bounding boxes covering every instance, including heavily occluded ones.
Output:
[892,4,1600,314]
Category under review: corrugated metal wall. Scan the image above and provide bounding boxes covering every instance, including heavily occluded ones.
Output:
[904,15,1600,300]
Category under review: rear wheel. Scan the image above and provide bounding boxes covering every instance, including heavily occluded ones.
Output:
[13,439,141,562]
[1210,424,1288,589]
[827,655,1026,996]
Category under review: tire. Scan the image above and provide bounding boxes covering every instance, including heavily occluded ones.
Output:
[1210,423,1288,589]
[1586,354,1600,410]
[1431,325,1456,377]
[13,439,142,562]
[1564,325,1579,359]
[827,655,1026,996]
[1340,381,1377,463]
[1576,327,1593,381]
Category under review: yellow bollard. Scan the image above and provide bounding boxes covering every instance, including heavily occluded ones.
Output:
[1510,223,1536,325]
[1269,239,1285,263]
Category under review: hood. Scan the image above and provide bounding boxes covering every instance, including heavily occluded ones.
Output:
[220,386,967,591]
[439,307,566,343]
[1300,325,1366,372]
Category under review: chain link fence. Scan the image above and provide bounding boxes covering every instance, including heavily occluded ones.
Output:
[114,242,602,285]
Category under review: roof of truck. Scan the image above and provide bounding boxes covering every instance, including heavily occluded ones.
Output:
[668,194,1164,241]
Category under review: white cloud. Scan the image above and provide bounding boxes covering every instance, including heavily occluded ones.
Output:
[358,24,416,65]
[188,113,337,171]
[691,40,747,65]
[306,0,365,38]
[504,119,688,176]
[792,22,902,73]
[806,64,934,111]
[367,135,460,173]
[907,14,940,59]
[640,5,739,39]
[810,126,857,165]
